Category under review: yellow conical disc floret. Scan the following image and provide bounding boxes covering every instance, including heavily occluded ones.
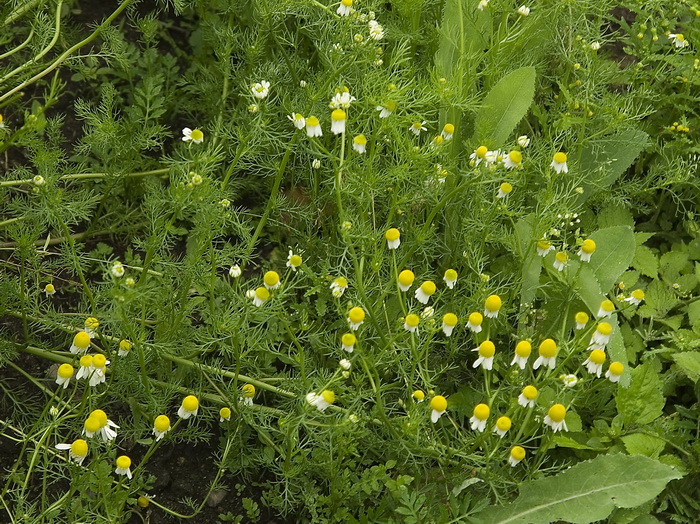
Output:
[348,307,365,324]
[539,339,557,358]
[73,332,91,349]
[443,313,458,327]
[154,415,170,432]
[485,295,502,313]
[90,409,108,427]
[548,403,566,422]
[431,395,447,412]
[479,341,496,358]
[321,390,335,404]
[398,270,415,287]
[515,341,531,357]
[264,271,280,287]
[473,403,490,420]
[242,384,256,398]
[182,395,199,412]
[71,439,88,457]
[522,385,538,400]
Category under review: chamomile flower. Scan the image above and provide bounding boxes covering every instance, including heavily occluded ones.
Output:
[111,261,125,277]
[286,251,302,271]
[442,313,458,336]
[337,0,353,16]
[574,312,589,330]
[55,363,74,389]
[305,116,322,137]
[553,251,568,271]
[153,415,171,441]
[118,339,132,357]
[220,407,232,422]
[348,307,365,330]
[470,403,490,432]
[597,299,615,318]
[84,317,99,337]
[288,113,305,129]
[466,312,483,333]
[339,358,351,371]
[430,395,448,423]
[330,277,349,297]
[330,109,347,135]
[329,90,356,109]
[533,338,557,370]
[182,128,204,143]
[443,269,458,289]
[497,182,513,198]
[178,395,199,419]
[668,33,689,48]
[398,269,415,291]
[44,283,56,296]
[410,121,427,136]
[86,409,119,442]
[252,287,270,307]
[544,404,568,432]
[89,354,108,386]
[413,390,425,402]
[404,314,420,333]
[470,146,489,165]
[494,416,512,437]
[0,114,4,130]
[589,322,613,348]
[473,340,496,370]
[517,5,530,16]
[341,333,357,353]
[503,151,522,169]
[511,341,531,369]
[307,390,335,412]
[115,455,132,479]
[263,271,280,290]
[509,446,526,467]
[484,294,502,318]
[376,101,396,118]
[251,80,270,99]
[368,20,384,40]
[584,349,606,377]
[517,135,530,148]
[441,123,455,140]
[477,0,490,10]
[518,385,538,408]
[352,134,367,153]
[415,281,436,304]
[484,149,502,166]
[606,361,624,383]
[575,239,596,262]
[385,228,400,249]
[241,384,255,406]
[56,439,89,466]
[537,239,554,257]
[76,355,94,382]
[624,289,645,306]
[70,332,91,355]
[83,416,101,438]
[562,374,578,387]
[550,152,568,174]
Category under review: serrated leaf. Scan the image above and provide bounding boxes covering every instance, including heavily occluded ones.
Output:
[638,279,678,318]
[659,251,690,281]
[597,205,634,229]
[688,300,700,328]
[616,363,664,425]
[621,433,665,458]
[588,226,636,290]
[474,67,536,148]
[577,129,650,203]
[671,352,700,383]
[474,454,681,524]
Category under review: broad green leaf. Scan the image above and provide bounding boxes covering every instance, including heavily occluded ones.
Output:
[616,363,665,425]
[552,435,606,451]
[588,226,636,291]
[474,67,536,148]
[435,0,486,81]
[597,205,634,229]
[577,129,650,203]
[671,352,700,383]
[514,215,542,310]
[638,279,679,318]
[621,433,665,458]
[688,300,700,328]
[607,328,630,387]
[474,454,681,524]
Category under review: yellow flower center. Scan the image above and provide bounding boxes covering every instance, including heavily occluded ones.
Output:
[255,287,270,300]
[71,439,88,457]
[537,240,551,250]
[306,116,319,126]
[631,289,645,300]
[58,363,74,379]
[348,307,365,323]
[79,355,93,367]
[264,271,280,286]
[420,281,436,295]
[515,341,532,357]
[548,404,566,422]
[383,101,396,111]
[220,407,231,419]
[581,239,596,253]
[597,322,612,335]
[413,390,425,401]
[601,299,614,312]
[331,109,346,121]
[385,228,400,241]
[85,317,99,329]
[575,312,589,324]
[73,331,91,349]
[321,390,335,404]
[443,123,455,134]
[90,409,107,427]
[45,284,55,293]
[444,269,457,281]
[334,277,348,288]
[92,354,106,368]
[431,395,447,412]
[398,269,415,286]
[182,395,199,412]
[609,361,624,375]
[522,385,538,400]
[496,416,512,431]
[242,384,256,398]
[405,314,420,327]
[468,312,483,325]
[590,349,606,365]
[119,339,133,352]
[116,456,131,469]
[154,415,171,432]
[553,152,567,164]
[555,251,568,263]
[342,333,356,346]
[190,129,204,141]
[476,146,488,158]
[508,150,522,164]
[473,403,490,420]
[539,338,557,358]
[289,255,302,267]
[443,313,458,326]
[354,134,367,145]
[479,340,496,358]
[510,446,526,460]
[500,182,513,194]
[484,294,502,312]
[84,417,101,433]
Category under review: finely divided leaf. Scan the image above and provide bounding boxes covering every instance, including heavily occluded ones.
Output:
[475,454,681,524]
[474,67,536,148]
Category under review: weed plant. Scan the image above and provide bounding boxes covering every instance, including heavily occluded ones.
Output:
[1,0,700,522]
